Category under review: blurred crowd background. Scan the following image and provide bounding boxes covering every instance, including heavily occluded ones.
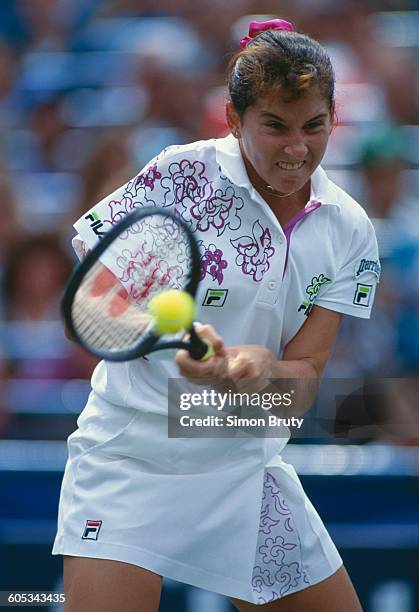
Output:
[0,0,418,440]
[0,1,418,610]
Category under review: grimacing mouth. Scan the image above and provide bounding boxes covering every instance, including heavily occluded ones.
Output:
[276,160,306,170]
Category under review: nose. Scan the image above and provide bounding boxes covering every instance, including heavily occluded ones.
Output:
[283,135,308,160]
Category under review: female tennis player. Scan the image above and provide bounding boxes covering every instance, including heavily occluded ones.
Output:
[53,18,379,611]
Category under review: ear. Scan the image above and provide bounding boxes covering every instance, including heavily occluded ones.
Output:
[225,101,241,138]
[330,101,337,133]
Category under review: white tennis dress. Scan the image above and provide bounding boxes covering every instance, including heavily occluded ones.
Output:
[52,135,380,604]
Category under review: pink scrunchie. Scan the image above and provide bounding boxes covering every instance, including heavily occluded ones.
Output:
[240,18,295,49]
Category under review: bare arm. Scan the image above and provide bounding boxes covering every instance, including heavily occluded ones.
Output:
[176,306,342,415]
[279,305,342,377]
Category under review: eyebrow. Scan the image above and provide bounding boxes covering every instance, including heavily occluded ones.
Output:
[260,112,329,123]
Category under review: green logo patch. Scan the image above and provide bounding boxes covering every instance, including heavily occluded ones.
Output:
[202,289,228,307]
[353,283,372,307]
[298,274,332,317]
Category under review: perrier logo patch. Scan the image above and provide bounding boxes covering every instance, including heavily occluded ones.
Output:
[298,274,332,317]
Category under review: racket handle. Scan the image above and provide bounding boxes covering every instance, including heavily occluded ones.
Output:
[188,325,215,361]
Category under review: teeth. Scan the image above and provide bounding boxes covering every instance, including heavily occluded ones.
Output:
[277,161,304,170]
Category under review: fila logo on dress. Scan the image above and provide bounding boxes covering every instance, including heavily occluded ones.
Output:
[202,289,229,307]
[84,212,105,238]
[81,520,102,540]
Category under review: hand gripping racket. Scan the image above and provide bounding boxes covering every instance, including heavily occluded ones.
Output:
[62,207,213,361]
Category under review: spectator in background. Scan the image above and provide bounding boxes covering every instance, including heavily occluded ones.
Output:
[359,124,419,372]
[77,134,132,217]
[0,176,22,276]
[326,124,419,444]
[139,58,220,141]
[12,0,70,52]
[0,173,22,433]
[28,98,67,171]
[328,124,418,378]
[298,0,418,124]
[0,42,20,134]
[358,124,418,245]
[1,233,97,379]
[0,173,23,322]
[0,350,13,436]
[2,234,72,321]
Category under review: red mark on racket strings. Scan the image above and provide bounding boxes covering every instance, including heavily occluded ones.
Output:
[88,266,130,318]
[128,250,156,275]
[137,266,160,300]
[108,287,130,318]
[142,252,156,267]
[90,267,119,297]
[130,264,170,301]
[91,251,157,315]
[123,251,157,287]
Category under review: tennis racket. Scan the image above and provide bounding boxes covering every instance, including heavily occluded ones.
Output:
[62,207,213,361]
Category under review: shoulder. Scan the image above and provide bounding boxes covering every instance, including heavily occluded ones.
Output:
[321,169,376,239]
[150,138,219,166]
[132,138,221,189]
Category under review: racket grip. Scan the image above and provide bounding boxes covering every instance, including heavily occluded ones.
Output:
[188,325,214,361]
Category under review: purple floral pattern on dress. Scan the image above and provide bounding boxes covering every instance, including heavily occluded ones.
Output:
[160,160,244,235]
[198,243,228,285]
[252,471,310,604]
[160,159,210,211]
[101,180,158,233]
[106,194,138,227]
[259,536,297,566]
[172,160,207,199]
[259,503,280,535]
[110,215,190,304]
[81,150,282,292]
[189,186,244,236]
[116,246,183,302]
[231,221,275,282]
[98,153,172,232]
[135,162,162,191]
[252,566,275,593]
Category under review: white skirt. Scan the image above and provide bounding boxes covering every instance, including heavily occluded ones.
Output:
[52,391,342,604]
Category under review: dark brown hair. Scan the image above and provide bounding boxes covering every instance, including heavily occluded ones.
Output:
[228,30,335,116]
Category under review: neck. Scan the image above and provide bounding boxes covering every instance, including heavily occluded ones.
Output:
[252,180,293,199]
[239,142,309,208]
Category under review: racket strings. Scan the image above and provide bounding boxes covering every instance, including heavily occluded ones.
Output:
[72,265,153,352]
[72,299,150,351]
[70,213,193,355]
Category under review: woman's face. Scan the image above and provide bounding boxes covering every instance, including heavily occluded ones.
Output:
[227,87,333,197]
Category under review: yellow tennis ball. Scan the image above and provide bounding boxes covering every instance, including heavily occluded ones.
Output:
[147,290,196,335]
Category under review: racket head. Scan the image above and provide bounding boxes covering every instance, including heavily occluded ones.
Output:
[62,207,201,361]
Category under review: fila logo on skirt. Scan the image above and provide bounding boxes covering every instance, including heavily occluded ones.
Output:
[82,520,102,540]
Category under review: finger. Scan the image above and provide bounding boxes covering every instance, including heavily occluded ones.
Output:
[176,350,228,379]
[182,357,228,379]
[226,356,250,382]
[194,324,226,356]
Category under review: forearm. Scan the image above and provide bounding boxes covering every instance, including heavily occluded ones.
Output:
[269,358,320,417]
[270,357,318,379]
[232,356,320,418]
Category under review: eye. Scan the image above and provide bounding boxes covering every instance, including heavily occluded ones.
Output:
[265,122,286,130]
[305,122,324,131]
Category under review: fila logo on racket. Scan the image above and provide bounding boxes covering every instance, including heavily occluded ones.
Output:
[81,520,102,540]
[202,289,228,307]
[85,212,105,237]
